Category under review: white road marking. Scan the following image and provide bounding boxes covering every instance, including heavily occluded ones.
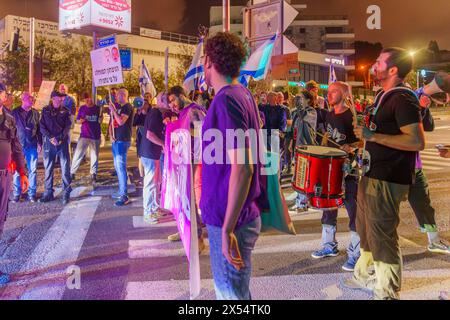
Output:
[2,197,101,300]
[125,269,450,300]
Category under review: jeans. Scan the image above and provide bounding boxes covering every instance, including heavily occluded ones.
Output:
[43,138,72,197]
[112,141,130,197]
[13,146,38,197]
[207,217,261,300]
[141,157,161,215]
[321,177,358,232]
[70,138,101,175]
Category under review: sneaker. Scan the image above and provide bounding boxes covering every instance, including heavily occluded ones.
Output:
[28,195,37,203]
[168,232,181,242]
[342,256,359,272]
[0,272,11,286]
[11,195,20,203]
[198,236,207,254]
[62,195,70,205]
[341,276,374,294]
[311,246,339,259]
[115,196,130,207]
[289,204,308,213]
[111,192,122,200]
[39,194,54,203]
[143,213,158,225]
[428,241,450,255]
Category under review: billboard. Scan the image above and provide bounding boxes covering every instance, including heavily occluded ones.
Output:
[59,0,131,33]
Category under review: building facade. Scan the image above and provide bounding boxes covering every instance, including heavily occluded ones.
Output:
[0,15,196,77]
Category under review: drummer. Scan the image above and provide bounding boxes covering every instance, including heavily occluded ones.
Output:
[311,81,362,272]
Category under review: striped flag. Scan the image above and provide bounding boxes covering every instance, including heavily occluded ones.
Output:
[183,38,207,92]
[239,34,278,87]
[139,59,157,98]
[329,63,337,84]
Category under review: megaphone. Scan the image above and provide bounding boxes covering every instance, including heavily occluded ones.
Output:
[416,71,450,96]
[133,97,145,109]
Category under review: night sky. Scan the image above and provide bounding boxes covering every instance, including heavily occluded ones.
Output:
[0,0,449,49]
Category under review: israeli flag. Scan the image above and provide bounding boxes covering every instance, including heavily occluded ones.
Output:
[183,38,207,92]
[139,59,157,98]
[239,34,278,87]
[329,64,338,84]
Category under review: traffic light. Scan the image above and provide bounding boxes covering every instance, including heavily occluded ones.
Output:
[9,28,20,52]
[42,58,51,78]
[34,57,43,87]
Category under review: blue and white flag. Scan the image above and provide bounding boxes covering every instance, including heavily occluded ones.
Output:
[183,38,207,92]
[328,64,337,85]
[239,34,278,87]
[139,59,157,98]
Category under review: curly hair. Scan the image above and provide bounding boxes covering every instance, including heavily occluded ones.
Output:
[205,32,247,78]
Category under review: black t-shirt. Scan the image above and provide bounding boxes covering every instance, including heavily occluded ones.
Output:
[139,108,164,160]
[325,108,358,147]
[365,90,421,185]
[112,103,134,142]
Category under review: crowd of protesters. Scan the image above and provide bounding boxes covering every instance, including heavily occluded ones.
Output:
[0,32,449,300]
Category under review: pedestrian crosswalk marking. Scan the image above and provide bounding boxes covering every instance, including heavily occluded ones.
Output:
[124,269,450,300]
[2,196,101,300]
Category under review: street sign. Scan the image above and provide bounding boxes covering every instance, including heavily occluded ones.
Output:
[271,52,299,80]
[119,47,132,70]
[245,0,299,56]
[97,34,116,48]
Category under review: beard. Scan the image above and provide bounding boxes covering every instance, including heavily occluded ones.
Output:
[373,69,389,84]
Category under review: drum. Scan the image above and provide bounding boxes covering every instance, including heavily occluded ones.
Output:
[293,145,347,209]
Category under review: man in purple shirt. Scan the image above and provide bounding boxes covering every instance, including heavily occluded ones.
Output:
[70,92,103,182]
[201,32,262,300]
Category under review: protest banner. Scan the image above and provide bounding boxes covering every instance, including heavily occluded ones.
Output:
[90,43,124,87]
[34,80,56,110]
[160,108,201,300]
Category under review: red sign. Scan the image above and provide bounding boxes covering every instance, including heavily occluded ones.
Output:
[59,0,89,11]
[94,0,131,11]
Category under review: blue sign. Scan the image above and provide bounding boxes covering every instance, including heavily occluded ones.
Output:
[97,34,116,48]
[120,48,132,70]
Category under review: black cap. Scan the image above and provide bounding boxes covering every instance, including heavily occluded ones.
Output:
[0,83,6,92]
[51,90,64,98]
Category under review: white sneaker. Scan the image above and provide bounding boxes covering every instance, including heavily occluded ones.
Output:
[428,240,450,254]
[143,213,158,225]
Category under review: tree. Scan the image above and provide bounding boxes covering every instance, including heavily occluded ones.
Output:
[0,40,29,91]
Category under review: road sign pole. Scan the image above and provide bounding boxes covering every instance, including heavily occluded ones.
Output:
[223,0,230,32]
[29,17,35,94]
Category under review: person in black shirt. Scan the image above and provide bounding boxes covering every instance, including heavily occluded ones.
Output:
[311,82,362,272]
[12,92,42,203]
[133,91,152,184]
[0,83,28,286]
[259,91,286,151]
[109,88,134,206]
[39,91,72,205]
[344,48,425,300]
[140,102,164,224]
[407,94,450,254]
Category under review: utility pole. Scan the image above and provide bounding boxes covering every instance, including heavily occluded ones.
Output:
[29,17,35,94]
[223,0,230,32]
[92,31,97,104]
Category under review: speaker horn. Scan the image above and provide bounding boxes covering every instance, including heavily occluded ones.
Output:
[418,71,450,96]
